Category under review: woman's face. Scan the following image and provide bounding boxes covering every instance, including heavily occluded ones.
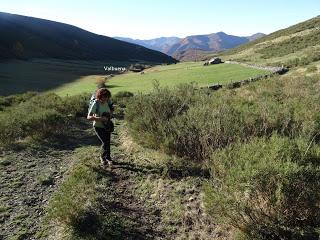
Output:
[100,96,109,103]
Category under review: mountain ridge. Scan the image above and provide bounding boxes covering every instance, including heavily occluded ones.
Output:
[0,12,177,63]
[116,32,265,61]
[114,36,181,53]
[168,32,265,60]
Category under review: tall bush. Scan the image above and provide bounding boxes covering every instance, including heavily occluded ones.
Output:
[125,83,200,148]
[204,135,320,239]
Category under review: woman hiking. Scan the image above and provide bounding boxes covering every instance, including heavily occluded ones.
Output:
[87,88,114,167]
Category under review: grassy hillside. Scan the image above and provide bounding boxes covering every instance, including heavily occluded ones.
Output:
[53,62,270,96]
[212,16,320,67]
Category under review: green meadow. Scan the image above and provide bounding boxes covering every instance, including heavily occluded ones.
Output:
[53,62,270,96]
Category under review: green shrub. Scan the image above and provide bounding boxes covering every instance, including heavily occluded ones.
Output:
[162,93,307,160]
[21,92,89,117]
[0,92,38,110]
[283,51,320,68]
[113,91,134,99]
[125,83,200,148]
[57,93,89,117]
[112,91,134,108]
[0,92,89,146]
[0,108,65,145]
[204,135,320,239]
[162,97,245,160]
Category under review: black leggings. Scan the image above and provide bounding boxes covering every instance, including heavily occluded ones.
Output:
[94,127,111,160]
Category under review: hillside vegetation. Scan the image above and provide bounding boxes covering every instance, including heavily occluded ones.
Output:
[215,16,320,68]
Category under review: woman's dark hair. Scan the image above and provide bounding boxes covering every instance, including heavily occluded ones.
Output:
[96,88,111,101]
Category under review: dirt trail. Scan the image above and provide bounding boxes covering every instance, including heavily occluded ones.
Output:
[102,158,164,239]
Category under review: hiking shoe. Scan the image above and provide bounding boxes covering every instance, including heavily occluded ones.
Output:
[106,159,113,167]
[100,156,107,166]
[108,158,118,164]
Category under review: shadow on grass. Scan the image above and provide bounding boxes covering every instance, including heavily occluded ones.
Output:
[111,161,162,174]
[9,120,98,152]
[70,208,146,240]
[0,60,107,96]
[166,164,210,179]
[105,84,122,89]
[110,160,210,179]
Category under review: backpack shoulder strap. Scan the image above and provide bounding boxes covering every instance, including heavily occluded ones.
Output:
[95,100,100,116]
[108,99,114,111]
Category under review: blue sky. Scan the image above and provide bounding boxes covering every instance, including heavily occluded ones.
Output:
[1,0,319,39]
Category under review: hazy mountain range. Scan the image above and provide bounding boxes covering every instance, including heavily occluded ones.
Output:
[0,12,177,63]
[115,32,265,61]
[114,36,181,54]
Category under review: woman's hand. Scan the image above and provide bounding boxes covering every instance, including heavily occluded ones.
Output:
[87,114,106,122]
